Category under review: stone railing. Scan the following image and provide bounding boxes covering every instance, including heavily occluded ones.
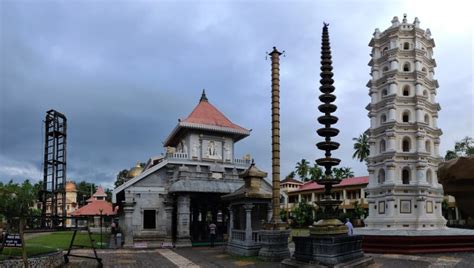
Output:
[232,229,245,241]
[252,231,261,242]
[234,158,251,165]
[168,152,188,159]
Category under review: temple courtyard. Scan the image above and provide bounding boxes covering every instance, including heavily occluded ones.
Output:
[63,246,474,268]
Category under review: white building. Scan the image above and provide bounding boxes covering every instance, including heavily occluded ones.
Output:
[364,15,446,229]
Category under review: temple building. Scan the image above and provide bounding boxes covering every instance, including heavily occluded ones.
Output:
[112,91,253,247]
[364,15,446,229]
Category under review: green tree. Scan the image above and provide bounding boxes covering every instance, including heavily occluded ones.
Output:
[285,171,296,180]
[352,134,370,162]
[309,164,323,181]
[333,167,354,179]
[76,181,96,206]
[291,201,315,227]
[0,180,40,267]
[114,169,129,188]
[295,159,310,181]
[445,136,474,160]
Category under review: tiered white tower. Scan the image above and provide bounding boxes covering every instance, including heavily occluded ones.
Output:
[364,15,447,230]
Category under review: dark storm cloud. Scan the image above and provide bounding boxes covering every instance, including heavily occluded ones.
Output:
[1,1,472,187]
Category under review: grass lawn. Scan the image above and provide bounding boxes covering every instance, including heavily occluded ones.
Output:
[1,231,110,260]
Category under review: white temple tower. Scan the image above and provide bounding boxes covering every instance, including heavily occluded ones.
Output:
[364,15,447,229]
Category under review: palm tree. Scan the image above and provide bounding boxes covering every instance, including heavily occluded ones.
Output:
[295,159,310,181]
[333,167,354,179]
[285,171,296,179]
[352,134,370,162]
[309,164,323,181]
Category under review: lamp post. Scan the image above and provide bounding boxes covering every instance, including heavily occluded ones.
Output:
[99,208,103,249]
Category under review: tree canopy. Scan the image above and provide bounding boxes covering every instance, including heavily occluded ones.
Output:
[445,136,474,160]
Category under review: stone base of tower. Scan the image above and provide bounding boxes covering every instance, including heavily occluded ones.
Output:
[364,216,447,230]
[355,228,474,254]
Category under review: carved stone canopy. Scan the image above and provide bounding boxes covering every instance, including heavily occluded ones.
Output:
[222,162,272,201]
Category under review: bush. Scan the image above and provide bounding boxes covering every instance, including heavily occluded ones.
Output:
[291,202,315,228]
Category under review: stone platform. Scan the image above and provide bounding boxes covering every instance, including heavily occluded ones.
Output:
[355,227,474,254]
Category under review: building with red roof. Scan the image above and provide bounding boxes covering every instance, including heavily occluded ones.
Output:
[112,91,254,248]
[282,176,369,216]
[73,186,116,217]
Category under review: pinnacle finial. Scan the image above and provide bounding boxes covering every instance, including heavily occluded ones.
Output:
[200,89,208,102]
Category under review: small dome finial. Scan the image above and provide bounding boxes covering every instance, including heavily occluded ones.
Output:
[200,89,208,102]
[403,13,407,23]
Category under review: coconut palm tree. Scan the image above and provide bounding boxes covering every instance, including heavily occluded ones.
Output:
[309,164,323,181]
[352,134,370,162]
[333,167,354,179]
[295,159,310,181]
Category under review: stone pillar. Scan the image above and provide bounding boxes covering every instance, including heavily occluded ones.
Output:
[388,107,396,121]
[415,83,422,95]
[415,60,421,71]
[390,60,398,70]
[416,164,426,184]
[415,108,423,122]
[123,204,134,247]
[164,203,174,242]
[389,82,397,95]
[416,133,424,152]
[176,194,192,247]
[386,164,396,184]
[244,204,254,242]
[228,205,234,241]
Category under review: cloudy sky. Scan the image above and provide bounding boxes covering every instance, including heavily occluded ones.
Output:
[1,0,472,188]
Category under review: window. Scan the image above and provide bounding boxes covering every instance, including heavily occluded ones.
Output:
[402,111,410,122]
[380,140,386,153]
[382,47,388,55]
[403,42,410,50]
[425,140,431,153]
[402,85,410,96]
[378,169,386,184]
[402,138,411,152]
[422,67,427,72]
[382,89,388,96]
[402,169,410,184]
[403,62,410,72]
[143,210,156,229]
[383,66,389,73]
[380,114,387,124]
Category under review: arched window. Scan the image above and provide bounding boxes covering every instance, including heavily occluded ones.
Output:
[403,62,411,72]
[402,137,411,152]
[425,140,431,153]
[402,111,410,122]
[378,169,386,184]
[424,114,430,125]
[422,67,427,72]
[382,47,388,55]
[380,140,386,153]
[402,85,410,96]
[402,168,410,184]
[426,169,433,184]
[382,88,388,96]
[403,42,410,50]
[380,114,387,124]
[383,66,389,73]
[423,90,428,97]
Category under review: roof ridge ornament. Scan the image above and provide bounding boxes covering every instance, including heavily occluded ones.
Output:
[200,89,208,102]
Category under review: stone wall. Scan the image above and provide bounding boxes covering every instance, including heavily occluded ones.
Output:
[0,251,63,268]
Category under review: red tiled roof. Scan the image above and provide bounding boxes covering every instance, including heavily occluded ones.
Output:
[93,186,107,197]
[72,200,116,216]
[296,176,369,192]
[182,98,248,132]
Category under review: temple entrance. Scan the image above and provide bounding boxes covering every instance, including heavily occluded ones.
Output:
[189,193,229,245]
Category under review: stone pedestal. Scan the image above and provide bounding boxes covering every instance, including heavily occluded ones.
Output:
[257,229,291,262]
[297,235,363,265]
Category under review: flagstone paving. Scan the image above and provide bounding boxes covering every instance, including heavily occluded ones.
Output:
[63,246,474,268]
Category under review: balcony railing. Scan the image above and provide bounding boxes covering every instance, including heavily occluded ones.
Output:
[232,230,245,241]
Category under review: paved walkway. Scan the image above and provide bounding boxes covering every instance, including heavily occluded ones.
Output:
[64,246,474,268]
